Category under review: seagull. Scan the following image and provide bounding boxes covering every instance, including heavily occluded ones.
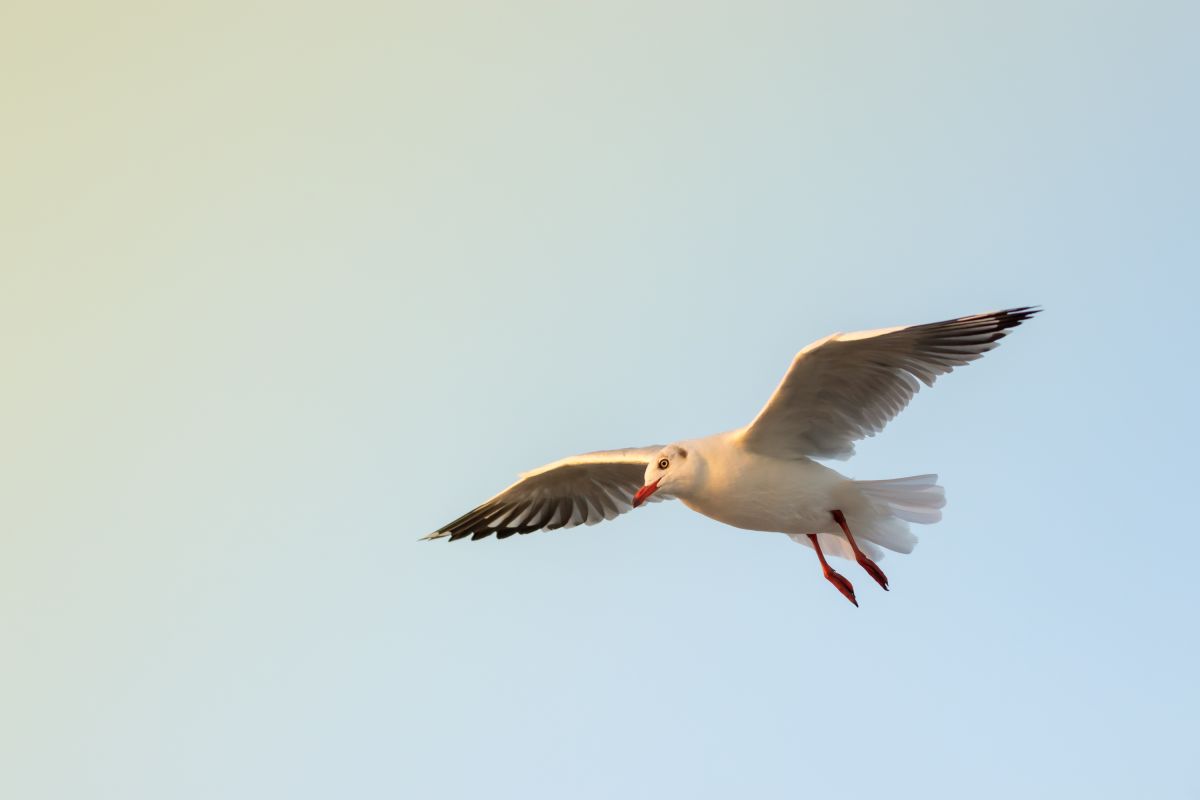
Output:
[424,307,1039,605]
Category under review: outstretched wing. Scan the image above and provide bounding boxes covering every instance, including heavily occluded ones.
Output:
[423,446,666,541]
[738,307,1040,460]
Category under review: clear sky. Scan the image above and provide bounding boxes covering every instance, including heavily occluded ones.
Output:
[3,2,1198,798]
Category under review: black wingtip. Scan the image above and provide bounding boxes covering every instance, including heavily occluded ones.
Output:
[983,305,1040,320]
[995,305,1042,330]
[949,306,1041,333]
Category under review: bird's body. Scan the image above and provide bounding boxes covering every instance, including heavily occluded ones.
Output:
[425,307,1039,604]
[670,433,850,535]
[629,431,929,562]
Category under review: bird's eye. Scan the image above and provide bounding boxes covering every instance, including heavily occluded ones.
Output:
[658,458,670,470]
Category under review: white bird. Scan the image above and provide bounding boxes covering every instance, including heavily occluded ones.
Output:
[424,307,1039,605]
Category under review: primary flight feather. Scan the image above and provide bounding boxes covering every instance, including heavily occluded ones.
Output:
[424,307,1040,605]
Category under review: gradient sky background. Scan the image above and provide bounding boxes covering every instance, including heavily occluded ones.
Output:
[3,2,1198,798]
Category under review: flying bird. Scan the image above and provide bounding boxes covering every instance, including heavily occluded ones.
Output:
[424,307,1039,605]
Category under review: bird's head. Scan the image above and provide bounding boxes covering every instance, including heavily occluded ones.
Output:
[633,443,701,507]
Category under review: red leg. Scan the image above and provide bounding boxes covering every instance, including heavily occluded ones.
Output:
[807,533,857,606]
[831,510,889,591]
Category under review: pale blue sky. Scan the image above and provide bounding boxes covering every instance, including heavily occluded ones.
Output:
[3,2,1198,798]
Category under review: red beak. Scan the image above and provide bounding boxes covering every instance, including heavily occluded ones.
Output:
[632,479,660,508]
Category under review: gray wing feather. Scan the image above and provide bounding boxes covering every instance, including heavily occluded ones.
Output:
[739,307,1039,460]
[424,446,665,541]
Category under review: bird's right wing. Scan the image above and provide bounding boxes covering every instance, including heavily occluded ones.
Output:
[423,446,666,541]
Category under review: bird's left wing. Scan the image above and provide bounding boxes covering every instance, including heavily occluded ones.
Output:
[737,307,1040,460]
[423,446,666,541]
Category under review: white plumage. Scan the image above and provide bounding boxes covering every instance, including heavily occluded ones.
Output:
[425,307,1038,604]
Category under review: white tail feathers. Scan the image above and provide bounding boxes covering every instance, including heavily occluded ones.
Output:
[790,474,946,560]
[856,474,946,525]
[835,474,945,557]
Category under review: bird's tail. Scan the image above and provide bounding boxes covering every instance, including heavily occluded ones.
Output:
[855,474,946,526]
[790,474,946,560]
[841,473,945,556]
